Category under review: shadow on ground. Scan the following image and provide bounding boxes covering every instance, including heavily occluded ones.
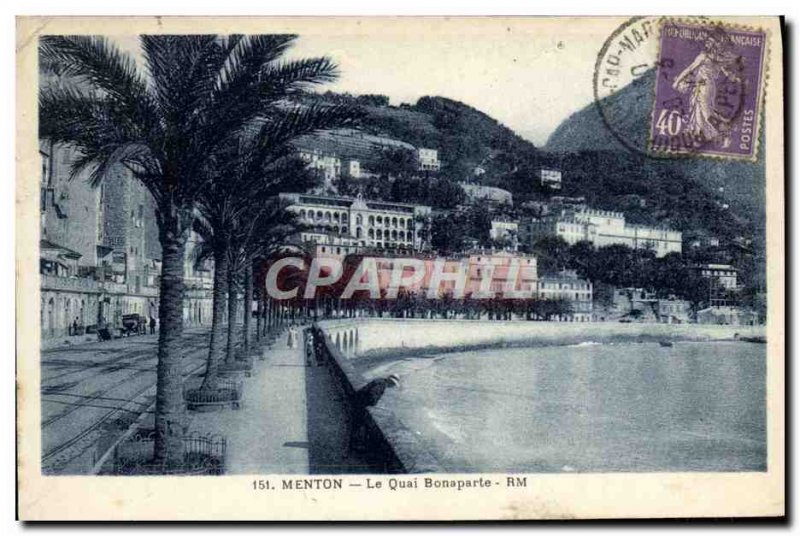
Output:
[304,362,385,474]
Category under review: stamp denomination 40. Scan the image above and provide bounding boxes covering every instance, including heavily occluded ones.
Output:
[650,21,767,160]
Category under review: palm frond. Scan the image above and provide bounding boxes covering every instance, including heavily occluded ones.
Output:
[39,36,159,131]
[256,57,339,98]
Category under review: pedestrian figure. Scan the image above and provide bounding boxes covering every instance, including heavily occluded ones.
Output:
[149,316,156,334]
[287,326,297,349]
[71,317,79,336]
[305,331,314,366]
[349,374,401,454]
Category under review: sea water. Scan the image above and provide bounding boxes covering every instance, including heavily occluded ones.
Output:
[360,341,766,473]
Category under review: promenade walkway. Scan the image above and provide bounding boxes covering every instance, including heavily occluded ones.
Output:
[188,327,375,474]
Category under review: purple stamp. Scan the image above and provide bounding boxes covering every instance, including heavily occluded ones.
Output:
[650,21,767,160]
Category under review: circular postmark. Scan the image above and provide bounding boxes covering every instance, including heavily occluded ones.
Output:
[593,17,751,159]
[593,16,664,156]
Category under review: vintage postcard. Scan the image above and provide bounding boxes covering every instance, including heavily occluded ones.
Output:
[16,16,784,520]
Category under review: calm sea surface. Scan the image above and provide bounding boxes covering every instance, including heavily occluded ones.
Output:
[360,341,766,473]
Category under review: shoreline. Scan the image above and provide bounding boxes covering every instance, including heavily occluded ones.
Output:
[353,332,763,371]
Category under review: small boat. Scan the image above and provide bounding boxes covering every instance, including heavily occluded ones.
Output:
[658,340,674,347]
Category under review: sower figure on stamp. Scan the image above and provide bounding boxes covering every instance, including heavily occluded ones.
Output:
[672,27,743,147]
[349,374,400,454]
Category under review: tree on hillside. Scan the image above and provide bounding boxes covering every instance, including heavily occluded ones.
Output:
[430,212,467,254]
[372,146,418,179]
[568,240,596,280]
[531,236,571,274]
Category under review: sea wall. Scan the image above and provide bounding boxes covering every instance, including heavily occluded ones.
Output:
[315,319,764,474]
[318,318,765,358]
[311,326,443,473]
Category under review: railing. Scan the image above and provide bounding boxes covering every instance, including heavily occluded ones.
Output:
[40,274,101,293]
[111,429,227,475]
[184,378,243,410]
[99,281,128,294]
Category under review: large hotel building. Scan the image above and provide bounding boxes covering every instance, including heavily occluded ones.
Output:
[520,206,682,257]
[280,192,432,256]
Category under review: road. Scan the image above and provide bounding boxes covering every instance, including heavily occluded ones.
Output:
[40,327,211,475]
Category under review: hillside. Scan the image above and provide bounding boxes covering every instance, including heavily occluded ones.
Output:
[299,88,765,252]
[545,70,766,240]
[301,91,545,188]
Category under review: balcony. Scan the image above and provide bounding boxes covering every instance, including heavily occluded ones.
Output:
[100,281,129,295]
[40,274,101,293]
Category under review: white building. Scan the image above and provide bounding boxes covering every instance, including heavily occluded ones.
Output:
[520,206,682,257]
[537,270,593,322]
[297,149,342,189]
[490,219,519,250]
[282,192,432,255]
[459,183,514,206]
[540,169,562,190]
[417,148,441,172]
[693,263,738,290]
[344,159,362,179]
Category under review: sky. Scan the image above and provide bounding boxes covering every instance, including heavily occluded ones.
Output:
[112,19,621,147]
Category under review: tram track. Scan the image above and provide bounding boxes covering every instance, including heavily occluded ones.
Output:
[41,339,209,428]
[41,357,207,473]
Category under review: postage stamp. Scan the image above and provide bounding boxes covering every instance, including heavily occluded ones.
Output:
[649,21,768,160]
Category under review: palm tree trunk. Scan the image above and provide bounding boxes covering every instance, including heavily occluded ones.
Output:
[241,255,253,359]
[255,289,263,342]
[201,244,229,391]
[153,221,188,467]
[226,266,239,363]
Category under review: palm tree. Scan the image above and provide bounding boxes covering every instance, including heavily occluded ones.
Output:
[237,200,306,358]
[194,128,353,388]
[39,34,348,468]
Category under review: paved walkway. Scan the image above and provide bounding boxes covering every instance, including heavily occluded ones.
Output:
[187,327,378,474]
[188,330,309,473]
